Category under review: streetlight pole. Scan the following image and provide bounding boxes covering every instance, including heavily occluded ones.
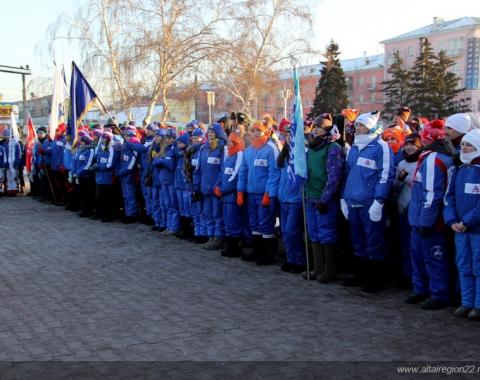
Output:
[279,86,291,119]
[206,91,215,125]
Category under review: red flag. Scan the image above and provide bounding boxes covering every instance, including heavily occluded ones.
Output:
[25,114,37,173]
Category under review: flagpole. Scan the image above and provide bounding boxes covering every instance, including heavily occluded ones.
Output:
[289,55,310,279]
[302,186,310,280]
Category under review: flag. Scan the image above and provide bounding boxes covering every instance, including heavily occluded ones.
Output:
[25,113,37,173]
[287,67,307,186]
[9,112,20,172]
[48,65,69,139]
[68,61,99,141]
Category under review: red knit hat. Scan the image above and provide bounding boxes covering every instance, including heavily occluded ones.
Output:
[278,118,291,134]
[420,119,445,145]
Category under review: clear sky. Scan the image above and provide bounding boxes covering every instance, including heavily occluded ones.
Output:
[1,0,479,101]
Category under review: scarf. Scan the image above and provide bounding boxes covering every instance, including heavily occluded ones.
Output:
[250,135,269,149]
[353,134,378,150]
[209,138,219,151]
[227,133,245,156]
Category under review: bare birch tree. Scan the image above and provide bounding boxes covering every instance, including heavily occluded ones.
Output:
[208,0,314,117]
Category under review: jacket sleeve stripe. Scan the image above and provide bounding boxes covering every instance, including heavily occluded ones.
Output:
[378,139,390,184]
[107,146,114,169]
[424,152,437,208]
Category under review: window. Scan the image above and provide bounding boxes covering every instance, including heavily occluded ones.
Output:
[370,76,376,88]
[407,46,415,57]
[359,94,364,103]
[371,92,376,102]
[359,77,364,86]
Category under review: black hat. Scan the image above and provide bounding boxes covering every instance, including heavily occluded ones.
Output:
[236,112,248,124]
[37,126,47,134]
[105,118,116,127]
[312,113,333,130]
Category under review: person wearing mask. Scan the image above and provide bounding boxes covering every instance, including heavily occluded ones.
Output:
[238,120,280,264]
[214,132,246,258]
[341,111,394,293]
[302,113,344,282]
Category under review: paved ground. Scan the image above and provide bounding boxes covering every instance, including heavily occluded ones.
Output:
[0,196,479,376]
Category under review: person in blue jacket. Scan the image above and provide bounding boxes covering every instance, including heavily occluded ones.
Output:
[0,132,7,196]
[2,129,22,197]
[186,128,208,244]
[406,120,455,310]
[276,126,306,273]
[214,132,245,257]
[341,111,394,292]
[140,123,157,224]
[237,120,280,264]
[149,128,166,232]
[153,128,179,234]
[194,123,226,250]
[444,129,480,320]
[94,131,118,222]
[117,129,140,224]
[174,132,193,239]
[50,124,67,205]
[72,132,96,217]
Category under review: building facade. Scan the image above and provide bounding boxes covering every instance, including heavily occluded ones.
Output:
[382,16,480,112]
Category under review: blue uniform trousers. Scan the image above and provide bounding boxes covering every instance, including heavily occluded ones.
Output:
[349,206,386,260]
[280,202,306,265]
[454,232,480,308]
[305,199,338,244]
[411,228,450,303]
[120,179,138,217]
[201,194,225,238]
[247,193,277,238]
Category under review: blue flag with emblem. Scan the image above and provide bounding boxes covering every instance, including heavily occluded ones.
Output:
[287,67,307,188]
[68,61,98,140]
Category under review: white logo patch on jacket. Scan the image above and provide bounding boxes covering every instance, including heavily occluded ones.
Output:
[357,157,377,170]
[207,157,220,165]
[465,183,480,194]
[254,159,268,167]
[123,155,129,161]
[100,157,108,164]
[224,167,234,175]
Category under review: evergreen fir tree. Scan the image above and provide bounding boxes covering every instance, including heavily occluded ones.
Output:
[381,51,410,121]
[407,38,438,119]
[307,40,349,119]
[430,50,470,117]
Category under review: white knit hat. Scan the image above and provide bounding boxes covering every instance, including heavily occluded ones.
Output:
[445,113,471,135]
[354,111,381,132]
[462,128,480,151]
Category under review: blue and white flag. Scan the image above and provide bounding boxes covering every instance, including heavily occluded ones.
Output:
[287,67,307,188]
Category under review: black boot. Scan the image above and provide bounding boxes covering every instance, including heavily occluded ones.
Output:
[242,235,261,262]
[256,237,276,265]
[361,259,384,293]
[317,244,337,283]
[302,242,324,280]
[122,215,137,224]
[221,237,243,258]
[175,217,189,239]
[193,235,209,244]
[343,256,365,287]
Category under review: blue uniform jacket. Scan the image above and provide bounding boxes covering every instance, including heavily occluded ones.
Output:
[408,149,453,228]
[5,141,21,169]
[116,144,138,183]
[95,145,117,185]
[343,136,394,206]
[51,137,66,171]
[216,150,243,202]
[41,139,53,166]
[63,142,74,172]
[152,144,176,185]
[237,141,280,197]
[278,163,302,203]
[72,146,95,178]
[444,163,480,232]
[194,142,225,195]
[0,144,7,169]
[174,147,188,190]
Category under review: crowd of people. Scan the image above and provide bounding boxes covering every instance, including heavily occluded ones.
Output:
[2,107,480,321]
